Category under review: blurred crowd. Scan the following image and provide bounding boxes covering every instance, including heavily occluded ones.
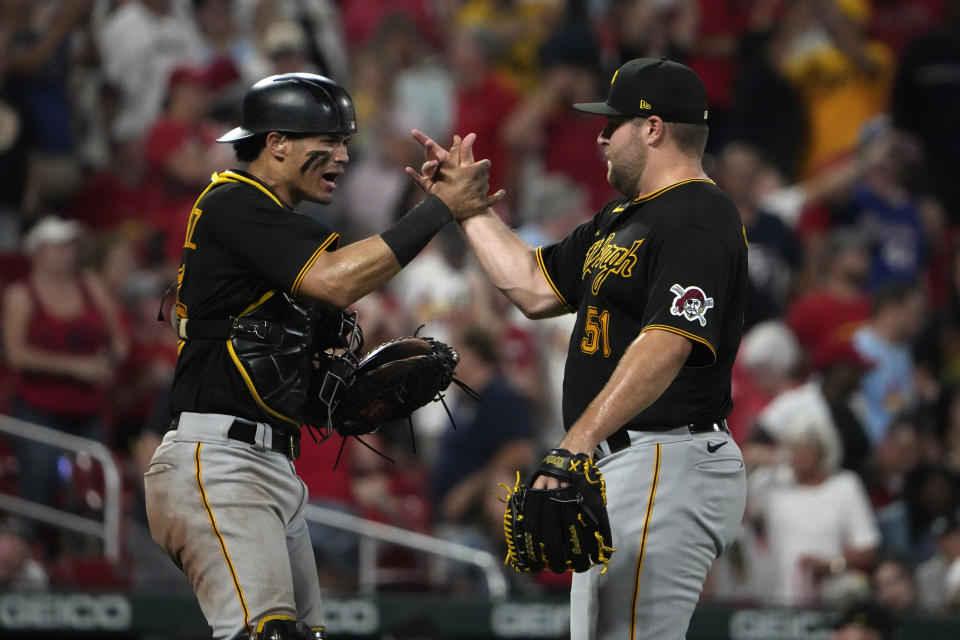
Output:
[0,0,959,632]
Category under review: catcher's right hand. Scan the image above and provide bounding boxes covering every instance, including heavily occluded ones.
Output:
[502,449,616,574]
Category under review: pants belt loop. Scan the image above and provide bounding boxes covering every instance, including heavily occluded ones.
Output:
[255,423,269,451]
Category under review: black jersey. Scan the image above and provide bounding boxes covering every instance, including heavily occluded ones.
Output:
[170,170,339,430]
[539,179,747,430]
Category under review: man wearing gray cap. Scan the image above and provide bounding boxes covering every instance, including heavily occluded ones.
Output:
[411,57,748,639]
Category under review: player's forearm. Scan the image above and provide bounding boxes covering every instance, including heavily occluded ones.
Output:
[559,329,691,455]
[299,196,455,305]
[298,235,402,307]
[460,211,563,318]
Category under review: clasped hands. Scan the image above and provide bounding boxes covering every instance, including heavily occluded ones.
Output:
[405,130,505,221]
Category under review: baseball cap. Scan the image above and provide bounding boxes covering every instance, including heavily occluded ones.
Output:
[22,216,81,255]
[167,65,208,91]
[740,320,801,376]
[573,57,708,124]
[168,61,239,93]
[810,336,873,373]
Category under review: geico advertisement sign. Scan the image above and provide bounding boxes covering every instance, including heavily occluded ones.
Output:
[491,602,569,638]
[323,599,379,635]
[729,610,833,640]
[0,596,379,634]
[0,593,132,630]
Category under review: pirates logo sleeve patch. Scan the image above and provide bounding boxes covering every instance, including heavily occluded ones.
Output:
[669,284,714,327]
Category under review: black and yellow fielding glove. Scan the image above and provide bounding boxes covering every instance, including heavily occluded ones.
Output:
[503,448,616,574]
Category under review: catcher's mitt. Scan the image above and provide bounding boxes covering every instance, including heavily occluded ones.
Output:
[503,449,616,574]
[329,336,460,437]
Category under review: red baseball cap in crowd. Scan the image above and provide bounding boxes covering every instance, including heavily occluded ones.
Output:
[167,60,239,92]
[810,336,873,373]
[203,58,240,91]
[573,57,709,124]
[167,65,208,90]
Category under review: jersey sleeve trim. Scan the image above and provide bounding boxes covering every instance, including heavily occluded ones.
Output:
[641,324,717,366]
[290,233,340,297]
[536,246,576,313]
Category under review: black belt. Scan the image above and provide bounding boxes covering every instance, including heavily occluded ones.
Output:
[170,415,301,460]
[606,420,729,455]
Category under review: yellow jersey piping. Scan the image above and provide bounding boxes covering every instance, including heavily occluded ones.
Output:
[226,290,301,427]
[632,178,715,205]
[216,171,287,209]
[195,443,251,636]
[629,443,661,639]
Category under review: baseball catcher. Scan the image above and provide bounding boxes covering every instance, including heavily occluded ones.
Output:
[144,70,502,640]
[503,448,616,574]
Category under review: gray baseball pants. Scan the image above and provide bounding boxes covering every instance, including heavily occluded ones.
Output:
[144,412,323,639]
[571,426,747,640]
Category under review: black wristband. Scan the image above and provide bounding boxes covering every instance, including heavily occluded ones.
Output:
[380,194,453,266]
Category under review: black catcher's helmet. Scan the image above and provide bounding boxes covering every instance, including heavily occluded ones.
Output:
[217,73,357,143]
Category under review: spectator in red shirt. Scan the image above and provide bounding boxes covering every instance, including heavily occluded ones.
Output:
[502,21,615,213]
[448,26,521,220]
[142,65,225,267]
[786,227,873,369]
[683,0,755,151]
[341,1,438,51]
[1,217,128,510]
[69,83,160,237]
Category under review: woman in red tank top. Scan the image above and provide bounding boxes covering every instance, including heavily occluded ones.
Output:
[1,217,128,508]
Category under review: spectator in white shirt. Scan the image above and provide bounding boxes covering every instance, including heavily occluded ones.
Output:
[750,412,880,606]
[98,0,204,140]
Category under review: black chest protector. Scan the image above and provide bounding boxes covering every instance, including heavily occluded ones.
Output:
[179,291,361,428]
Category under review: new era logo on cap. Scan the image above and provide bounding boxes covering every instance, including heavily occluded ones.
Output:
[574,57,709,124]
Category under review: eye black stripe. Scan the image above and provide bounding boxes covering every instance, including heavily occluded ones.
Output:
[300,150,329,173]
